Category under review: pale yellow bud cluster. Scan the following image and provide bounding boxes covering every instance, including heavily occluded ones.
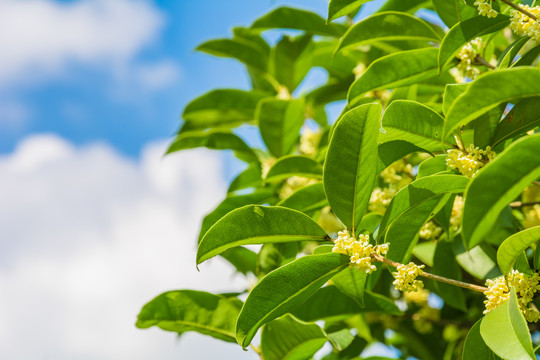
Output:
[332,230,389,274]
[484,270,540,322]
[523,204,540,228]
[450,195,464,230]
[510,5,540,42]
[456,39,482,79]
[474,0,498,18]
[393,262,425,292]
[276,85,291,100]
[403,288,430,306]
[353,63,366,80]
[279,176,318,199]
[446,144,496,178]
[419,221,443,240]
[380,160,414,186]
[261,157,276,179]
[299,128,321,156]
[369,186,397,214]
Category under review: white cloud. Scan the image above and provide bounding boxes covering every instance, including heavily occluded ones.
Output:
[0,0,179,90]
[0,134,256,359]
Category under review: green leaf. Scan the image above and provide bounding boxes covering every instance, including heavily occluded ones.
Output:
[348,48,440,106]
[497,36,530,69]
[491,96,540,147]
[463,134,540,248]
[331,266,367,306]
[328,0,373,22]
[198,190,275,241]
[377,0,430,13]
[236,253,350,348]
[433,241,467,311]
[438,15,510,71]
[277,183,328,213]
[336,12,440,54]
[261,315,328,360]
[181,89,268,132]
[463,320,499,360]
[197,205,328,264]
[265,155,323,183]
[444,68,540,139]
[271,35,313,92]
[196,38,268,72]
[227,163,263,194]
[453,239,501,280]
[251,7,346,37]
[166,130,258,163]
[136,290,241,343]
[512,44,540,67]
[442,83,469,116]
[431,0,476,28]
[416,155,448,178]
[220,247,258,275]
[377,140,427,173]
[380,100,454,152]
[480,288,535,360]
[323,103,381,231]
[497,226,540,275]
[257,98,305,158]
[473,105,505,149]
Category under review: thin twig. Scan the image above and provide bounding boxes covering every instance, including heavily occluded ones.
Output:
[499,0,538,21]
[510,200,540,208]
[371,254,488,293]
[534,181,540,186]
[250,344,263,359]
[474,55,496,69]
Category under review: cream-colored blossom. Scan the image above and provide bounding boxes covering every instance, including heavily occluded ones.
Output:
[299,128,321,156]
[403,288,430,306]
[276,85,291,100]
[456,40,481,79]
[261,157,276,179]
[369,186,397,214]
[317,206,345,234]
[446,144,496,178]
[393,262,425,292]
[380,160,414,185]
[474,0,498,18]
[279,176,318,199]
[483,276,510,313]
[510,5,540,42]
[450,195,464,230]
[523,204,540,229]
[419,221,443,240]
[353,63,366,79]
[332,230,389,274]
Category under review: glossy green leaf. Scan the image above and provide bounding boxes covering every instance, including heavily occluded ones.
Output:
[323,103,381,231]
[473,104,505,149]
[431,0,476,28]
[265,155,323,183]
[444,68,540,139]
[256,242,301,278]
[480,288,535,360]
[438,15,510,71]
[463,320,499,360]
[442,83,469,116]
[166,130,258,163]
[497,36,530,69]
[453,240,501,279]
[380,100,454,152]
[236,253,350,348]
[336,12,440,53]
[512,44,540,67]
[416,155,448,178]
[227,163,263,194]
[261,315,328,360]
[251,7,346,37]
[377,140,427,173]
[220,247,258,275]
[497,226,540,275]
[331,266,367,306]
[378,0,429,12]
[257,98,305,158]
[491,96,540,147]
[328,0,373,21]
[197,205,328,264]
[271,35,313,92]
[433,241,467,311]
[349,48,440,106]
[463,134,540,247]
[196,38,268,71]
[136,290,242,342]
[277,183,328,213]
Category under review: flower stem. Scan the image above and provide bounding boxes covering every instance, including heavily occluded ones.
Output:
[371,254,488,293]
[499,0,538,21]
[510,200,540,208]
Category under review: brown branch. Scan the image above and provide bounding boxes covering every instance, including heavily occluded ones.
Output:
[371,254,488,293]
[474,55,496,69]
[510,200,540,208]
[499,0,538,21]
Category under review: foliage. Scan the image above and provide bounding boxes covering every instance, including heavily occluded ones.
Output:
[137,0,540,359]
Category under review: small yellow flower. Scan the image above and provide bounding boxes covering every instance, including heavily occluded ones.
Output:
[299,128,321,156]
[379,159,414,186]
[393,262,425,292]
[332,230,389,274]
[510,5,540,42]
[456,40,482,79]
[276,85,291,100]
[446,145,496,178]
[279,176,318,199]
[369,186,397,214]
[474,0,498,18]
[403,288,430,306]
[419,221,443,240]
[483,276,510,313]
[450,195,464,230]
[523,204,540,229]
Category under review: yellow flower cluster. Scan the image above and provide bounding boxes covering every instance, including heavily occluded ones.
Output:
[474,0,498,18]
[369,186,397,214]
[523,204,540,228]
[317,206,345,234]
[446,144,496,178]
[450,195,464,230]
[353,63,366,80]
[276,85,291,100]
[279,176,318,199]
[456,38,482,79]
[299,128,321,156]
[261,157,276,179]
[403,288,430,306]
[484,270,540,322]
[419,221,443,240]
[332,230,389,274]
[380,159,414,186]
[510,5,540,42]
[393,262,425,292]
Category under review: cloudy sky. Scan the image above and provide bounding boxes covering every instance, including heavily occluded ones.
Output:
[0,0,390,359]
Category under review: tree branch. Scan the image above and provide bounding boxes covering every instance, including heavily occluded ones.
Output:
[510,200,540,208]
[499,0,538,21]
